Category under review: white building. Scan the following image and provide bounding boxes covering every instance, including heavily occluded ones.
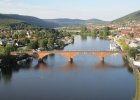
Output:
[129,41,140,48]
[110,42,120,51]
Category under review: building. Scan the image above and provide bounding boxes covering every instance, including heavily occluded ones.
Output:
[110,42,120,51]
[129,41,140,48]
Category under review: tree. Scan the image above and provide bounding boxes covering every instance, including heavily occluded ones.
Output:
[47,38,54,49]
[92,30,97,37]
[12,33,18,39]
[38,39,48,49]
[18,32,26,39]
[0,46,5,55]
[128,34,134,38]
[103,27,110,36]
[98,31,104,39]
[5,44,17,55]
[128,47,138,59]
[81,26,88,33]
[118,39,129,51]
[27,40,38,49]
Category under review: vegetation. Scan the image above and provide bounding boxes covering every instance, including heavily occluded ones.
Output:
[0,14,59,28]
[0,44,18,66]
[44,18,109,27]
[118,39,139,60]
[27,40,39,50]
[98,27,111,39]
[38,39,48,49]
[0,44,17,56]
[79,26,110,39]
[118,39,129,51]
[113,10,140,23]
[0,25,73,66]
[128,47,138,59]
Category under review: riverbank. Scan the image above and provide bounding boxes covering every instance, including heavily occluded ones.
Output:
[129,62,140,100]
[61,36,74,46]
[123,55,140,100]
[134,72,140,100]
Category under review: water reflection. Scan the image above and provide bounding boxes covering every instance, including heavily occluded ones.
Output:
[0,57,134,85]
[35,62,48,71]
[95,62,124,69]
[63,62,77,71]
[1,67,13,84]
[81,35,87,40]
[0,69,2,83]
[95,62,133,73]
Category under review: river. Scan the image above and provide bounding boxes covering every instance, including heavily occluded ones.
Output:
[0,35,136,100]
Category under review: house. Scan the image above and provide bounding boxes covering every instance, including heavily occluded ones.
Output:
[0,38,7,46]
[110,42,120,51]
[26,31,31,38]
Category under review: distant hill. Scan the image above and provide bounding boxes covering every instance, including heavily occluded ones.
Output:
[44,18,85,27]
[0,14,60,28]
[113,10,140,23]
[86,19,109,24]
[44,18,109,27]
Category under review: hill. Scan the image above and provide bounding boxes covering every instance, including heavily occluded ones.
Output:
[0,14,59,28]
[113,10,140,23]
[44,18,109,27]
[86,19,109,24]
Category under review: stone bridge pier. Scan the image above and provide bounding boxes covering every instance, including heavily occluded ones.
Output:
[99,56,105,63]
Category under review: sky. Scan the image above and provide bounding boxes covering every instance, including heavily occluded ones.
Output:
[0,0,140,21]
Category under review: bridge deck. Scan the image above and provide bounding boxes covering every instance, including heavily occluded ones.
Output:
[11,51,128,55]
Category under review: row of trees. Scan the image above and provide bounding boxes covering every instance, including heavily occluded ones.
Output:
[27,38,60,50]
[80,26,111,39]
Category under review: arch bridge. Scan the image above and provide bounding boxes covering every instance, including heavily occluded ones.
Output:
[28,51,128,63]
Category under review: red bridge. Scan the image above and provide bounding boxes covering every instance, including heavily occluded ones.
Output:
[29,51,128,63]
[11,51,128,63]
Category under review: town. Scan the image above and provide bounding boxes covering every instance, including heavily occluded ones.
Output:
[1,20,140,69]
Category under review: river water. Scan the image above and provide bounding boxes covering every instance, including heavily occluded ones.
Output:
[0,35,136,100]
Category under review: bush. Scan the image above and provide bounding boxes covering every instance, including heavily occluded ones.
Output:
[128,47,138,59]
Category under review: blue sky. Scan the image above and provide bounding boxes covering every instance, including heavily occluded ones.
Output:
[0,0,140,21]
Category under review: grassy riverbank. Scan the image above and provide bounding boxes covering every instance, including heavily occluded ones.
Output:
[133,66,140,100]
[117,39,129,51]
